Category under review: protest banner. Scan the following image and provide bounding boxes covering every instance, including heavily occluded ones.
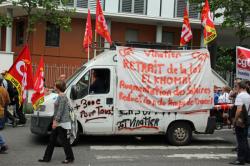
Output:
[236,46,250,80]
[116,47,213,112]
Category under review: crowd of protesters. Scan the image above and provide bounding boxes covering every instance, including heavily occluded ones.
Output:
[0,72,27,153]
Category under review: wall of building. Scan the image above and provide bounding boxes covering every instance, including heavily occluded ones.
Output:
[8,18,201,66]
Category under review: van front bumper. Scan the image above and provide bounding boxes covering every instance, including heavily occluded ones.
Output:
[30,114,53,135]
[205,116,216,134]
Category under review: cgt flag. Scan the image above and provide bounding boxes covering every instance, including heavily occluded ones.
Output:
[83,9,93,52]
[5,44,33,105]
[201,0,217,45]
[31,57,45,110]
[180,4,193,46]
[236,46,250,80]
[95,0,112,44]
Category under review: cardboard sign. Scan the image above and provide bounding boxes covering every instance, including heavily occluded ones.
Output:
[236,46,250,80]
[116,47,213,112]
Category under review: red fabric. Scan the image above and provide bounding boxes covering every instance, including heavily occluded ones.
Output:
[83,9,93,52]
[95,0,112,44]
[31,57,44,110]
[180,6,193,46]
[201,0,217,45]
[5,44,33,104]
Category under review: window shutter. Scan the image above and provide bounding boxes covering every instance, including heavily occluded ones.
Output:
[89,0,104,10]
[134,0,145,14]
[176,0,186,18]
[189,3,199,19]
[77,0,88,8]
[122,0,132,13]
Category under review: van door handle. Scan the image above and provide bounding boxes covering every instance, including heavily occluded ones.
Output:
[106,98,113,105]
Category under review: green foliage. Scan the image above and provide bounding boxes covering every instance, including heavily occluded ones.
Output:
[0,15,12,27]
[189,0,250,45]
[11,0,75,42]
[215,47,235,73]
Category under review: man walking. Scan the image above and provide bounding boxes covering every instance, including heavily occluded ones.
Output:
[230,80,250,165]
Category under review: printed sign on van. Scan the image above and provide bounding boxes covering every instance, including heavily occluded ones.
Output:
[236,47,250,80]
[116,46,213,112]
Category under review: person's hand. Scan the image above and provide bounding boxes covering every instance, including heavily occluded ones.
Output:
[52,120,57,129]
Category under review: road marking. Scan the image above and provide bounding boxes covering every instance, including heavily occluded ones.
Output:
[165,153,236,159]
[193,137,225,141]
[91,145,234,150]
[96,155,138,161]
[95,153,236,160]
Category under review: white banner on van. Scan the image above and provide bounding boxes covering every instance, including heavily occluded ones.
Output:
[116,46,213,112]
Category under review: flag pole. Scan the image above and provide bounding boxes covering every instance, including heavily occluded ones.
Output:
[94,31,97,58]
[88,37,90,62]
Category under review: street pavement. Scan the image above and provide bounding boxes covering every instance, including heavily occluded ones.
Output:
[0,117,243,166]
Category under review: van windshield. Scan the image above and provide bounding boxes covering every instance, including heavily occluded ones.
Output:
[66,66,86,88]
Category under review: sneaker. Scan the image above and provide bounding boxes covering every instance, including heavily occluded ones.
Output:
[0,145,8,153]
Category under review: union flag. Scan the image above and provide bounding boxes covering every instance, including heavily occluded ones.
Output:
[201,0,217,45]
[83,9,93,52]
[5,44,33,105]
[180,5,193,46]
[31,57,45,110]
[95,0,112,44]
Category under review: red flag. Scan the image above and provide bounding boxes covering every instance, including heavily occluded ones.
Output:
[201,0,217,45]
[31,57,45,110]
[5,44,33,105]
[83,9,93,52]
[180,5,193,46]
[95,0,112,44]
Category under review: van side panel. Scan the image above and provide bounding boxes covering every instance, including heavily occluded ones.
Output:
[114,110,176,135]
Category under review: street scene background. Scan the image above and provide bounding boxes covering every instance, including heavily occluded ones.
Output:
[1,117,241,166]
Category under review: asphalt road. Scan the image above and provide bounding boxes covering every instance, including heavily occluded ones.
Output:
[0,118,241,166]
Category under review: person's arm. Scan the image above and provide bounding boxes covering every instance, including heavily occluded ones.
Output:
[234,96,243,125]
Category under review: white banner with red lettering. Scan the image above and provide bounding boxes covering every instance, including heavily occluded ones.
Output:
[236,46,250,80]
[116,47,213,112]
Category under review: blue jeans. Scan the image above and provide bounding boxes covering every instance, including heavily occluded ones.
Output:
[0,133,5,145]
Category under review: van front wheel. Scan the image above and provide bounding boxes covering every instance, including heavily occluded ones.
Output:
[167,122,192,146]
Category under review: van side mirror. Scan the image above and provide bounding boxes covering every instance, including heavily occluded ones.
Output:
[70,85,78,100]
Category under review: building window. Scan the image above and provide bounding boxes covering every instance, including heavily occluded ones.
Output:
[45,22,60,47]
[76,0,104,10]
[125,29,138,42]
[176,0,199,19]
[162,32,174,45]
[16,21,25,46]
[120,0,147,15]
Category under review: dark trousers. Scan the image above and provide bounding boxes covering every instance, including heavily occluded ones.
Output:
[43,127,74,161]
[235,126,250,162]
[15,104,26,124]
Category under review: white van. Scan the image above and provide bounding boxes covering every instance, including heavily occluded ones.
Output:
[30,47,216,146]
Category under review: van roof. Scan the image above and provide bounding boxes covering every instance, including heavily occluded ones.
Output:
[84,50,117,67]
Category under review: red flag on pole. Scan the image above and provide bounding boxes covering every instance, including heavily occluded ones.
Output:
[5,44,33,105]
[31,57,45,110]
[83,9,93,52]
[180,5,193,46]
[95,0,112,44]
[201,0,217,45]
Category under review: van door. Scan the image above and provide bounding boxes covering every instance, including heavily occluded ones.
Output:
[70,66,114,134]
